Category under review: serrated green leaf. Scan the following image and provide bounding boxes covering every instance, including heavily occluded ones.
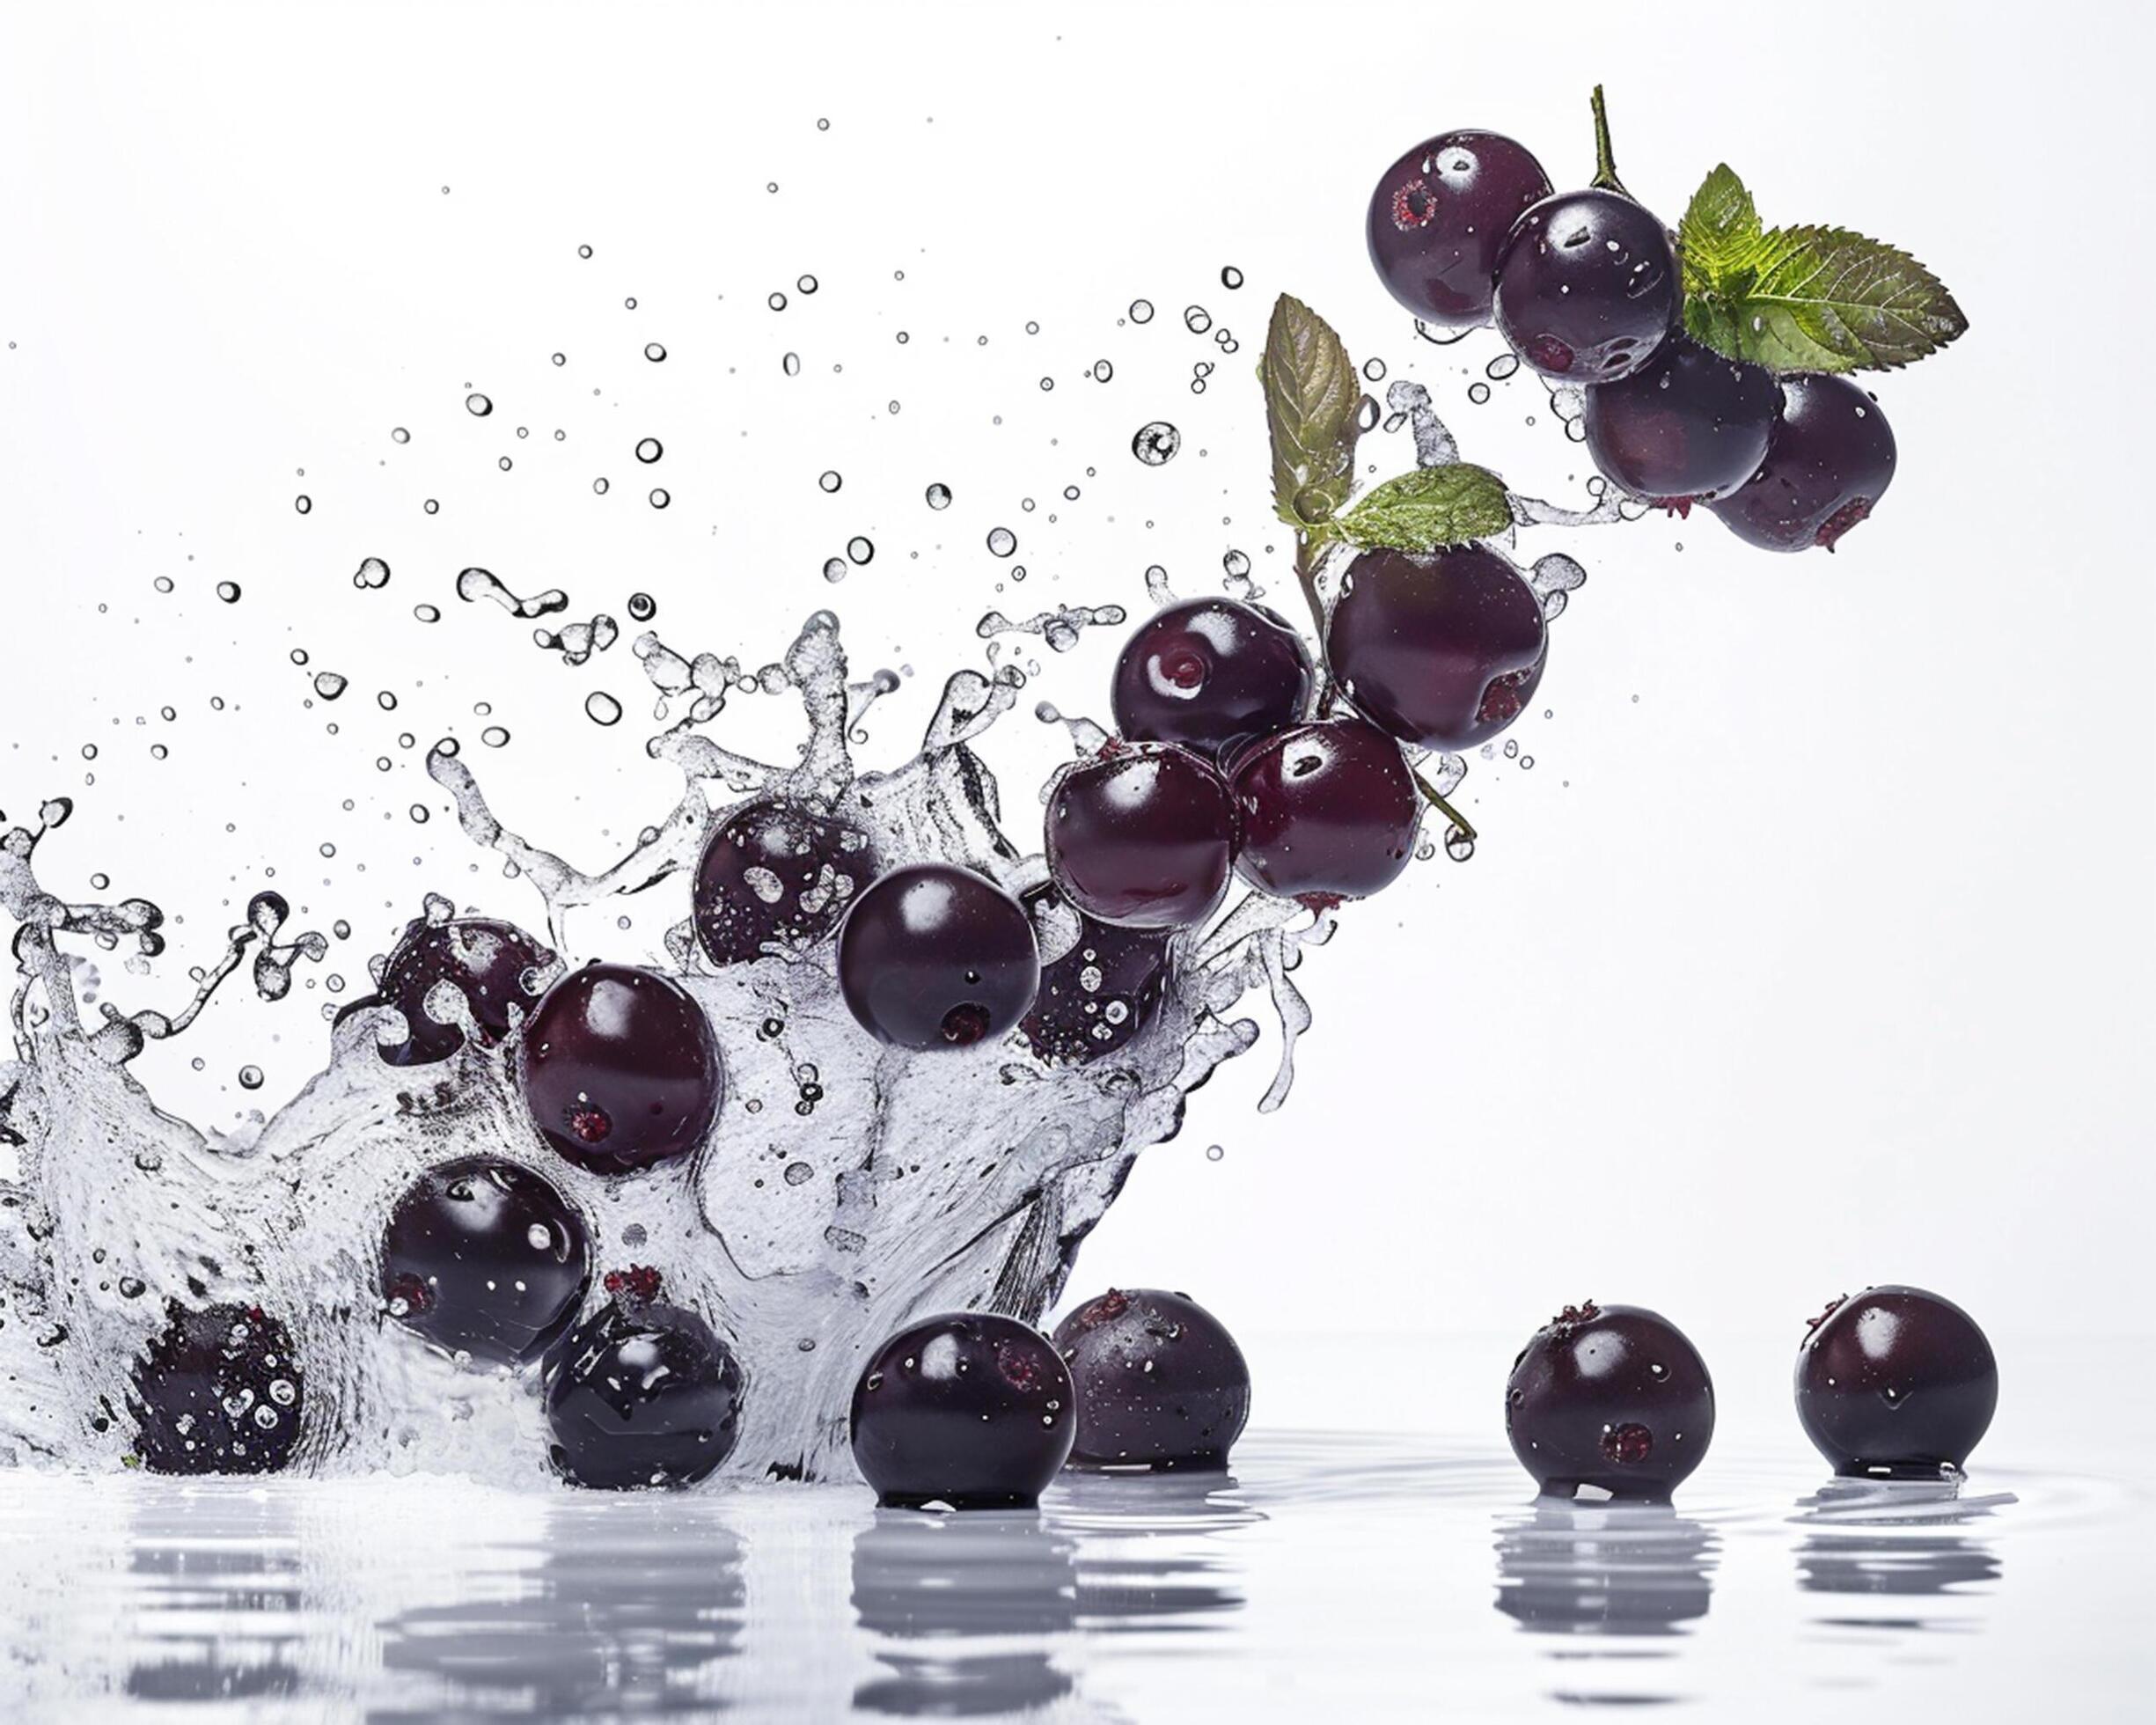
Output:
[1683,222,1969,373]
[1677,165,1760,298]
[1324,463,1513,554]
[1261,293,1360,529]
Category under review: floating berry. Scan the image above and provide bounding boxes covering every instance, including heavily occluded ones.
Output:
[1707,373,1896,552]
[1045,743,1236,930]
[379,1156,590,1367]
[128,1300,304,1475]
[1505,1302,1714,1500]
[692,796,877,966]
[1228,717,1418,904]
[1109,597,1314,760]
[1327,544,1548,751]
[520,962,723,1176]
[836,863,1040,1051]
[372,914,555,1063]
[850,1312,1075,1508]
[543,1269,744,1489]
[1493,188,1676,383]
[1052,1288,1250,1471]
[1367,131,1552,330]
[1019,888,1171,1066]
[1794,1286,1997,1479]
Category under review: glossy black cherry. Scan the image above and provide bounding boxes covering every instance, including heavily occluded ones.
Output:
[1228,717,1418,905]
[1493,188,1676,382]
[1053,1288,1250,1471]
[1109,597,1314,760]
[1581,330,1782,506]
[836,863,1040,1052]
[1045,744,1236,931]
[128,1300,304,1475]
[1367,131,1552,329]
[380,1156,591,1367]
[1506,1302,1714,1500]
[1794,1285,1998,1478]
[1708,372,1896,552]
[692,796,877,966]
[374,915,554,1063]
[520,962,722,1176]
[850,1311,1075,1508]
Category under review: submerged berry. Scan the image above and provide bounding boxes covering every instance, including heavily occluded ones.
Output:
[692,796,877,966]
[128,1301,305,1475]
[369,915,555,1063]
[1019,888,1172,1066]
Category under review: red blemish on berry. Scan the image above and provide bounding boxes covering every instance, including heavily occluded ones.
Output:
[1815,498,1873,550]
[996,1339,1045,1393]
[568,1103,612,1142]
[1661,497,1698,520]
[1548,1299,1601,1336]
[1390,180,1436,231]
[1804,1294,1847,1337]
[1523,334,1574,374]
[1602,1421,1654,1464]
[387,1274,430,1315]
[1080,1289,1130,1329]
[1160,649,1206,692]
[1477,669,1530,729]
[940,1002,991,1046]
[603,1264,664,1303]
[1295,892,1346,914]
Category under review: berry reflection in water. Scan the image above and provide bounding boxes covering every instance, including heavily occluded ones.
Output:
[0,611,1329,1484]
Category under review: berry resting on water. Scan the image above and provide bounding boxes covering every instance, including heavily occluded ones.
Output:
[850,1312,1075,1508]
[544,1269,745,1489]
[1506,1302,1714,1500]
[1045,743,1237,931]
[520,961,723,1176]
[1327,544,1548,752]
[693,795,877,966]
[1708,372,1896,552]
[1053,1288,1250,1471]
[1110,597,1314,760]
[836,862,1040,1051]
[1794,1285,1997,1478]
[1367,130,1552,330]
[1228,717,1418,905]
[128,1300,305,1475]
[380,1156,591,1368]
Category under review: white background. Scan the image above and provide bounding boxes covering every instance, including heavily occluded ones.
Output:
[3,0,2150,1414]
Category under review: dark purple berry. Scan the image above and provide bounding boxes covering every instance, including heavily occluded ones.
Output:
[850,1312,1075,1508]
[1045,743,1236,931]
[1228,718,1418,904]
[128,1301,304,1475]
[836,863,1040,1051]
[372,915,554,1063]
[1110,598,1315,760]
[1794,1286,1997,1479]
[1582,330,1782,506]
[1506,1302,1714,1500]
[1707,373,1896,552]
[1493,189,1676,382]
[544,1270,744,1489]
[520,962,722,1176]
[1053,1288,1250,1471]
[692,796,878,966]
[1020,888,1171,1066]
[1327,544,1548,751]
[1367,131,1553,330]
[380,1156,591,1367]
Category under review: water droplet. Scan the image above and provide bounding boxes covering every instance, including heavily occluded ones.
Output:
[1132,422,1180,466]
[635,438,663,463]
[466,393,492,416]
[585,693,623,727]
[925,482,952,510]
[216,581,241,603]
[986,527,1016,558]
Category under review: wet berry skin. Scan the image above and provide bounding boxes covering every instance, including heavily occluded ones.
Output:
[1110,597,1315,760]
[373,915,555,1063]
[379,1156,591,1368]
[1045,744,1237,930]
[1506,1303,1714,1500]
[1493,189,1676,382]
[1228,718,1418,904]
[1794,1286,1997,1479]
[128,1300,304,1475]
[1327,544,1548,751]
[544,1278,745,1490]
[850,1312,1075,1508]
[1582,331,1783,506]
[1053,1288,1250,1471]
[1367,131,1553,330]
[1020,887,1171,1067]
[1707,372,1896,552]
[520,962,722,1176]
[692,796,877,967]
[836,863,1040,1052]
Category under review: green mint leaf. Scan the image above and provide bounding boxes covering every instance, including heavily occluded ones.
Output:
[1677,165,1761,298]
[1323,463,1513,554]
[1261,293,1360,528]
[1679,177,1969,374]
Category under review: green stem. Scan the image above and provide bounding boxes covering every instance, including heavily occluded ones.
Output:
[1588,84,1627,196]
[1294,531,1474,840]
